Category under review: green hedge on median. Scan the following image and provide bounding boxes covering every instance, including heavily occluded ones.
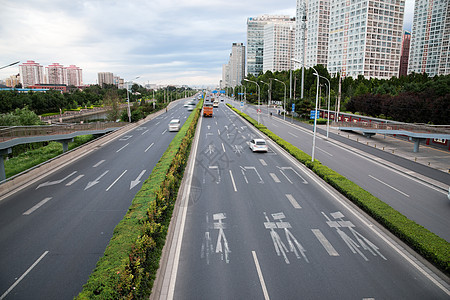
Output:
[227,103,450,276]
[76,101,202,299]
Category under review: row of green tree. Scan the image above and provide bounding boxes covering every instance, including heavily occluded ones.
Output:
[0,84,195,116]
[235,67,449,124]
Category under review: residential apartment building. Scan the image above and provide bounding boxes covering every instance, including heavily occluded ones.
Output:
[399,30,411,76]
[408,0,450,76]
[46,63,66,85]
[19,60,45,87]
[247,15,293,76]
[98,72,114,86]
[263,19,296,72]
[327,0,405,79]
[66,65,83,86]
[227,43,245,88]
[221,63,230,88]
[5,74,20,87]
[295,0,330,68]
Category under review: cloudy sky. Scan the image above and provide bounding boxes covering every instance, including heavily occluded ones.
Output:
[0,0,415,87]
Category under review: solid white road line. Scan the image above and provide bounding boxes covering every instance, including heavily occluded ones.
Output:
[66,174,84,186]
[222,143,226,153]
[311,229,339,256]
[252,251,270,300]
[116,143,129,153]
[285,194,301,209]
[369,175,410,197]
[229,170,238,192]
[0,251,49,300]
[23,197,52,215]
[106,170,127,191]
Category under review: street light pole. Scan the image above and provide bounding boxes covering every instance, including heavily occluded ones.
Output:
[273,78,286,121]
[316,74,331,138]
[244,79,260,125]
[126,76,140,123]
[259,80,270,116]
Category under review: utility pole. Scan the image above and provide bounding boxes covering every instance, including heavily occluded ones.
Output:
[301,0,307,99]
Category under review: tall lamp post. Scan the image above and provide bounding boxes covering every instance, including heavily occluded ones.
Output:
[0,61,20,70]
[316,74,331,138]
[259,80,270,116]
[273,78,286,121]
[126,76,140,123]
[291,58,320,162]
[244,79,260,125]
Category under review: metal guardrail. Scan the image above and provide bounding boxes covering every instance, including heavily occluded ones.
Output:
[0,122,127,142]
[331,121,450,135]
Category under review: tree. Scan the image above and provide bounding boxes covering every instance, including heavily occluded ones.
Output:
[103,90,122,122]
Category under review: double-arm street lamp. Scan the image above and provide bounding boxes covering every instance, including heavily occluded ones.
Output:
[259,80,270,116]
[316,74,331,138]
[0,61,20,70]
[291,58,320,162]
[273,78,286,121]
[244,78,261,125]
[126,76,140,123]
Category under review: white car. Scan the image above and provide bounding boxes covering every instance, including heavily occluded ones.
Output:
[249,138,268,152]
[168,119,181,132]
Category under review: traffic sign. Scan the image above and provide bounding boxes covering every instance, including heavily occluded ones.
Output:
[310,110,320,119]
[292,103,295,112]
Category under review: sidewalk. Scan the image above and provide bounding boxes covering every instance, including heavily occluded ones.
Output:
[323,124,450,174]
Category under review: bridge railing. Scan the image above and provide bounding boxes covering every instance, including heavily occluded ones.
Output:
[331,120,450,135]
[0,122,126,142]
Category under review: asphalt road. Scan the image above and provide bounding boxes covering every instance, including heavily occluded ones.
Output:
[231,98,450,242]
[0,99,195,300]
[167,101,449,299]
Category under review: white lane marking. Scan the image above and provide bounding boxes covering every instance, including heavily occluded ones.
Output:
[270,173,281,183]
[288,132,298,138]
[106,170,127,191]
[285,194,301,209]
[141,129,149,135]
[23,197,52,215]
[311,229,339,256]
[316,146,333,156]
[229,170,237,192]
[222,143,226,153]
[156,121,160,125]
[84,170,109,190]
[119,135,132,141]
[0,251,49,300]
[93,160,105,168]
[369,175,410,197]
[252,251,270,300]
[218,129,221,135]
[36,171,77,189]
[130,170,146,190]
[66,174,84,186]
[116,143,129,153]
[162,129,167,135]
[259,159,267,166]
[145,142,154,152]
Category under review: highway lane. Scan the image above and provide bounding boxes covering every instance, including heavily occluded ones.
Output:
[0,99,195,300]
[230,98,450,242]
[169,102,449,299]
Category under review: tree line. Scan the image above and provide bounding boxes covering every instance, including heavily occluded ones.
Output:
[238,68,450,125]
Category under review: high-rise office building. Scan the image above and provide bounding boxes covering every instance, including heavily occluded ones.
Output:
[408,0,450,76]
[263,19,296,72]
[295,0,330,68]
[247,15,293,76]
[19,60,45,87]
[65,65,83,86]
[327,0,405,79]
[46,63,66,85]
[228,43,245,88]
[399,31,411,77]
[98,72,114,86]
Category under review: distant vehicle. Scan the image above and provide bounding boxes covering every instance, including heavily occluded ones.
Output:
[187,103,196,111]
[203,103,213,117]
[249,138,268,152]
[213,100,219,107]
[168,119,181,131]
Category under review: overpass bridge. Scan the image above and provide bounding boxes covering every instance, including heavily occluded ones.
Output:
[0,122,126,180]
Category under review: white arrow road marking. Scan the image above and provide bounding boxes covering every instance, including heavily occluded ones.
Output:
[36,171,77,189]
[130,170,146,190]
[23,197,52,215]
[84,170,109,190]
[214,213,230,263]
[106,170,127,191]
[66,174,84,186]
